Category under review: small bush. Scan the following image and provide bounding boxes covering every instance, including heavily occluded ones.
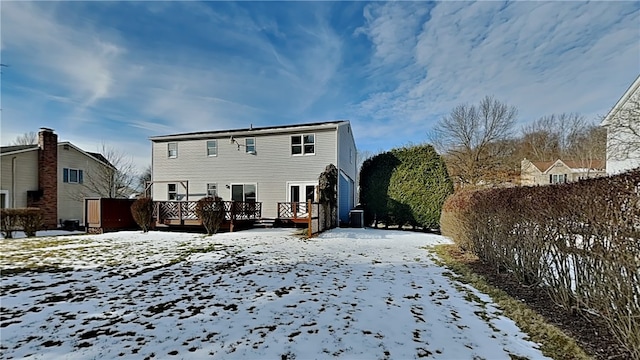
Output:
[131,197,154,232]
[18,208,43,237]
[1,209,19,238]
[196,197,224,235]
[0,208,43,238]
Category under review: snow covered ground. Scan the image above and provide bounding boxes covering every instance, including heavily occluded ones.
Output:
[0,228,549,359]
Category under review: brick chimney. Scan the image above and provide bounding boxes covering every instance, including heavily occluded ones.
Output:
[34,128,58,229]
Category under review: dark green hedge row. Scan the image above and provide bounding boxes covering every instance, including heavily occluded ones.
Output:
[359,145,454,229]
[440,169,640,359]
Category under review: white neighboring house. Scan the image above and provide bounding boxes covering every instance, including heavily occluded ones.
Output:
[601,75,640,175]
[0,128,115,228]
[149,120,358,224]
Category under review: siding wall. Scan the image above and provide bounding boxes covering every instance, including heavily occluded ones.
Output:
[152,128,338,218]
[336,123,358,220]
[0,151,39,208]
[58,145,109,224]
[607,129,640,175]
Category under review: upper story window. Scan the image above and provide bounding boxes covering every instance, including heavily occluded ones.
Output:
[168,142,178,158]
[291,134,315,155]
[246,138,256,154]
[207,140,218,156]
[63,168,84,184]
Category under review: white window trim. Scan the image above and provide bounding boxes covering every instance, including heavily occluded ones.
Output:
[551,174,567,184]
[168,183,178,201]
[0,190,9,209]
[286,181,318,202]
[245,138,256,154]
[168,142,178,158]
[229,183,258,202]
[291,133,316,156]
[64,168,83,184]
[206,140,218,157]
[206,183,218,197]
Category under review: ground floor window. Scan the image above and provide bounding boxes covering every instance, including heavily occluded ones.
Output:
[0,190,8,208]
[288,183,316,203]
[231,184,256,202]
[168,183,178,200]
[207,183,218,197]
[550,174,567,184]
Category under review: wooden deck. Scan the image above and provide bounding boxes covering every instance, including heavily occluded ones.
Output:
[153,200,321,236]
[277,201,314,224]
[277,201,322,237]
[154,200,262,232]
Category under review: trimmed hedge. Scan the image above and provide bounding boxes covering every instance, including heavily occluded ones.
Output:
[440,169,640,359]
[196,196,225,235]
[1,208,43,238]
[359,145,454,229]
[131,197,154,232]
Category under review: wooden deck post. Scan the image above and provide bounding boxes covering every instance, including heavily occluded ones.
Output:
[230,201,235,233]
[307,200,312,238]
[155,201,160,226]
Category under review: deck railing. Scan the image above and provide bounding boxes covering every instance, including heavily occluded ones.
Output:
[277,201,310,220]
[278,201,324,238]
[154,200,262,224]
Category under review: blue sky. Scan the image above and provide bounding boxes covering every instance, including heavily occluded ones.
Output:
[2,1,639,172]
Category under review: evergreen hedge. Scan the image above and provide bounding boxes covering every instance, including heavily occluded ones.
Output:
[359,144,453,229]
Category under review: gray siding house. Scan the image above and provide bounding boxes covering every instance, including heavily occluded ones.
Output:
[149,121,358,224]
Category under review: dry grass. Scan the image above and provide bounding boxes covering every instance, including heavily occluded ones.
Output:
[432,244,591,360]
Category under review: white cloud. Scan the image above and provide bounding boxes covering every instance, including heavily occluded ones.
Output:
[350,1,640,147]
[2,2,124,107]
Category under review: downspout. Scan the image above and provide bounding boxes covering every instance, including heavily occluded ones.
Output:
[11,156,17,208]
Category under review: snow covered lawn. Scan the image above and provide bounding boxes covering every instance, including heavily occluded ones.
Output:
[1,228,549,359]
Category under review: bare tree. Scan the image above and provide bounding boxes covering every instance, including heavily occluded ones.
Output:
[566,125,606,175]
[518,113,606,175]
[139,165,152,195]
[11,131,37,145]
[431,96,518,187]
[602,91,640,162]
[68,143,137,200]
[519,113,587,161]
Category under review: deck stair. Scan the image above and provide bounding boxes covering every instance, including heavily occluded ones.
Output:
[254,218,276,228]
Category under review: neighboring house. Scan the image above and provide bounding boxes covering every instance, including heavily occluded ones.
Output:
[0,128,115,228]
[520,158,606,186]
[601,75,640,175]
[150,120,358,224]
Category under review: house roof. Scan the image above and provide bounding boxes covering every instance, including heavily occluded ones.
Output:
[149,120,350,142]
[602,74,640,126]
[86,152,112,167]
[0,142,114,169]
[0,144,38,155]
[530,159,605,172]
